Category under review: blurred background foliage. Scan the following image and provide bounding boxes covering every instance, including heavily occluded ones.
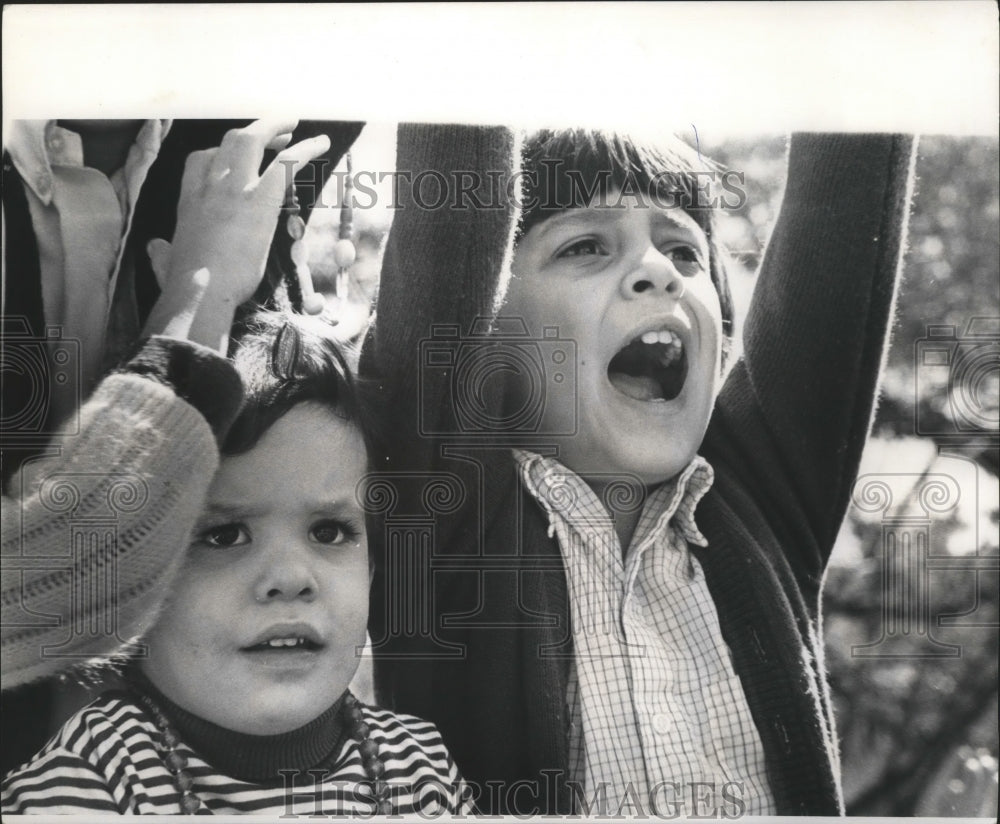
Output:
[309,130,999,816]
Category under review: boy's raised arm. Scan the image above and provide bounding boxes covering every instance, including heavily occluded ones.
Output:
[365,124,517,441]
[709,133,917,562]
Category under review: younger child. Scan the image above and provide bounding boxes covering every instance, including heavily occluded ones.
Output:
[2,122,472,816]
[3,314,472,815]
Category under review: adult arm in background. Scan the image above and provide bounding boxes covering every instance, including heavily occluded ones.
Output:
[1,121,331,688]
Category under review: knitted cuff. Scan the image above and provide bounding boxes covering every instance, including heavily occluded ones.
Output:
[115,337,243,443]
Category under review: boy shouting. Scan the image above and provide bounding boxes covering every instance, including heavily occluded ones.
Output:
[367,127,915,815]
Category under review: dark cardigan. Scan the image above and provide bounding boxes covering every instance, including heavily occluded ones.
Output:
[364,128,916,815]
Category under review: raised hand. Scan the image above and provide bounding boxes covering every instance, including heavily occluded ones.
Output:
[144,120,330,352]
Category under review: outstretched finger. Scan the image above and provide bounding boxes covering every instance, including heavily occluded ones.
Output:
[258,134,332,202]
[241,118,300,141]
[266,132,294,152]
[213,119,300,185]
[178,149,215,203]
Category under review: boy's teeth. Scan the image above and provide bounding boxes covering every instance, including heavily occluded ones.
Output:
[266,637,303,648]
[640,329,682,347]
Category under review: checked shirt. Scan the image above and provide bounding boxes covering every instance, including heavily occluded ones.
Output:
[514,450,774,815]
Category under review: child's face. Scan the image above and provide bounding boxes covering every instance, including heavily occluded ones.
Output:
[140,405,370,735]
[504,193,723,486]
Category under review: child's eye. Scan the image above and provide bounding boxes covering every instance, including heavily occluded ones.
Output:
[663,244,706,273]
[310,519,361,546]
[557,238,607,258]
[197,523,250,548]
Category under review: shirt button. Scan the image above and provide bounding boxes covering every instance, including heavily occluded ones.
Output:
[48,134,63,151]
[652,713,672,735]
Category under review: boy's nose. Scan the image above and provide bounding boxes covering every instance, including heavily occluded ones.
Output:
[253,545,319,603]
[621,247,686,300]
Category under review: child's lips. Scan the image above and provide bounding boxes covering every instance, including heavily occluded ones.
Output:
[240,644,323,671]
[241,623,325,652]
[240,627,326,670]
[242,638,323,652]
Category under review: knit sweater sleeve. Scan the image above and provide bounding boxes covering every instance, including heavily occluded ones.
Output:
[363,124,517,447]
[706,134,916,573]
[1,337,242,688]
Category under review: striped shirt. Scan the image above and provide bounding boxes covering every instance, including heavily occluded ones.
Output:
[514,450,774,815]
[1,693,474,815]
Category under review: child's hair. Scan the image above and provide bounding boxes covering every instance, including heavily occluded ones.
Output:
[225,311,374,461]
[518,128,735,360]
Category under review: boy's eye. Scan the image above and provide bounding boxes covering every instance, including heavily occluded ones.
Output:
[558,238,607,258]
[197,523,250,548]
[310,519,360,546]
[663,244,706,273]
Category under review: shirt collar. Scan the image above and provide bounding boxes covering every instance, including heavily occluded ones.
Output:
[635,456,713,549]
[5,119,171,206]
[513,448,714,550]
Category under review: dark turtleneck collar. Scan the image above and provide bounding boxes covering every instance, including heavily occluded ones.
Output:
[125,667,348,783]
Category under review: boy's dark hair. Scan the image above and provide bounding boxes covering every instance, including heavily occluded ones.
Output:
[518,129,735,356]
[224,311,373,460]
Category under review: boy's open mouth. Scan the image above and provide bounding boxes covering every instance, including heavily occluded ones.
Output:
[608,328,688,402]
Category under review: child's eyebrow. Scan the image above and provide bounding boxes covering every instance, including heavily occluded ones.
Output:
[535,209,622,237]
[650,209,707,235]
[305,500,364,518]
[197,502,266,522]
[197,499,361,521]
[537,204,704,238]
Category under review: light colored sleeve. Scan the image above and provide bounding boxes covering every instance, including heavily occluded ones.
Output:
[2,339,242,689]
